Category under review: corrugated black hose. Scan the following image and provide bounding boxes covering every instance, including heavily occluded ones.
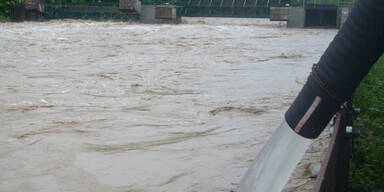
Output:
[285,0,384,139]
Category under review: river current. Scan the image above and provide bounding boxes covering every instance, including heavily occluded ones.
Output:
[0,18,337,192]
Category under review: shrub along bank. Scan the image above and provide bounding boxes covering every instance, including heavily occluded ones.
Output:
[0,0,15,21]
[349,55,384,192]
[0,0,25,21]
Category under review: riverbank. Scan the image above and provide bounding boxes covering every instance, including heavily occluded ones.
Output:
[349,55,384,192]
[0,16,10,22]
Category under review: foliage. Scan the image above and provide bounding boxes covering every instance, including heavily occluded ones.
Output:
[0,0,24,20]
[349,55,384,192]
[0,0,14,19]
[0,14,11,22]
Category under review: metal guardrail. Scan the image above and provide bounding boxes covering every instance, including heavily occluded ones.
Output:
[42,0,356,21]
[313,102,358,192]
[181,0,270,18]
[142,0,286,18]
[291,0,356,7]
[44,0,139,21]
[142,0,355,18]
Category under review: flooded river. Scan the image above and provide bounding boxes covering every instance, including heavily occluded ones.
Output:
[0,18,337,192]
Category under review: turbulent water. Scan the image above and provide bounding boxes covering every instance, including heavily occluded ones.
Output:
[0,18,337,192]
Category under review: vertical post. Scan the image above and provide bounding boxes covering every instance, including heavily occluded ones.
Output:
[184,0,192,15]
[254,0,258,16]
[209,0,213,15]
[313,104,353,192]
[231,0,235,15]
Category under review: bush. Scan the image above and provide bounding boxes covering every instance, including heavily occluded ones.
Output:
[0,14,11,22]
[0,0,23,21]
[349,55,384,192]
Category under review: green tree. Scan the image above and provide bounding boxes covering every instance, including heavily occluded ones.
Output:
[0,0,23,21]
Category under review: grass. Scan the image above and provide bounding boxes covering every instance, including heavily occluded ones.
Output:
[0,15,11,22]
[349,55,384,192]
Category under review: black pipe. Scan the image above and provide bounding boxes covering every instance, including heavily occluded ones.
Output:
[285,0,384,139]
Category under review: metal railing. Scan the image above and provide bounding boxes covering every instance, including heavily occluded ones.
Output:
[174,0,284,18]
[291,0,356,7]
[44,0,139,21]
[313,102,358,192]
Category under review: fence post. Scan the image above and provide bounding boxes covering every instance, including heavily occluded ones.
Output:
[313,102,354,192]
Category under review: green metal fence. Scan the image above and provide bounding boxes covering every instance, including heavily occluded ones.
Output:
[180,0,271,18]
[140,0,355,18]
[291,0,356,7]
[45,0,139,21]
[43,0,356,21]
[141,0,286,18]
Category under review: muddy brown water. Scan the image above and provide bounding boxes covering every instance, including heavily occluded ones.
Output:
[0,18,337,192]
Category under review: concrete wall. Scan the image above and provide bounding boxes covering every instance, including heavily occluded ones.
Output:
[134,0,141,13]
[337,7,352,28]
[22,0,45,21]
[140,5,181,24]
[120,0,135,10]
[120,0,141,12]
[287,7,306,28]
[285,6,350,29]
[24,0,45,13]
[155,6,177,19]
[270,7,289,21]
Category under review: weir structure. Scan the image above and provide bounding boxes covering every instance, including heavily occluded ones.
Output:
[42,0,281,20]
[270,0,355,28]
[17,0,355,26]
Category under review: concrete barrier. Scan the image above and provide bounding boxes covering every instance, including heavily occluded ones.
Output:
[23,0,45,21]
[337,7,352,28]
[155,6,177,19]
[271,6,351,29]
[287,7,306,28]
[140,5,181,24]
[120,0,135,10]
[270,7,289,21]
[120,0,141,13]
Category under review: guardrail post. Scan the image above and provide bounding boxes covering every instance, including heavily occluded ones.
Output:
[313,102,356,192]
